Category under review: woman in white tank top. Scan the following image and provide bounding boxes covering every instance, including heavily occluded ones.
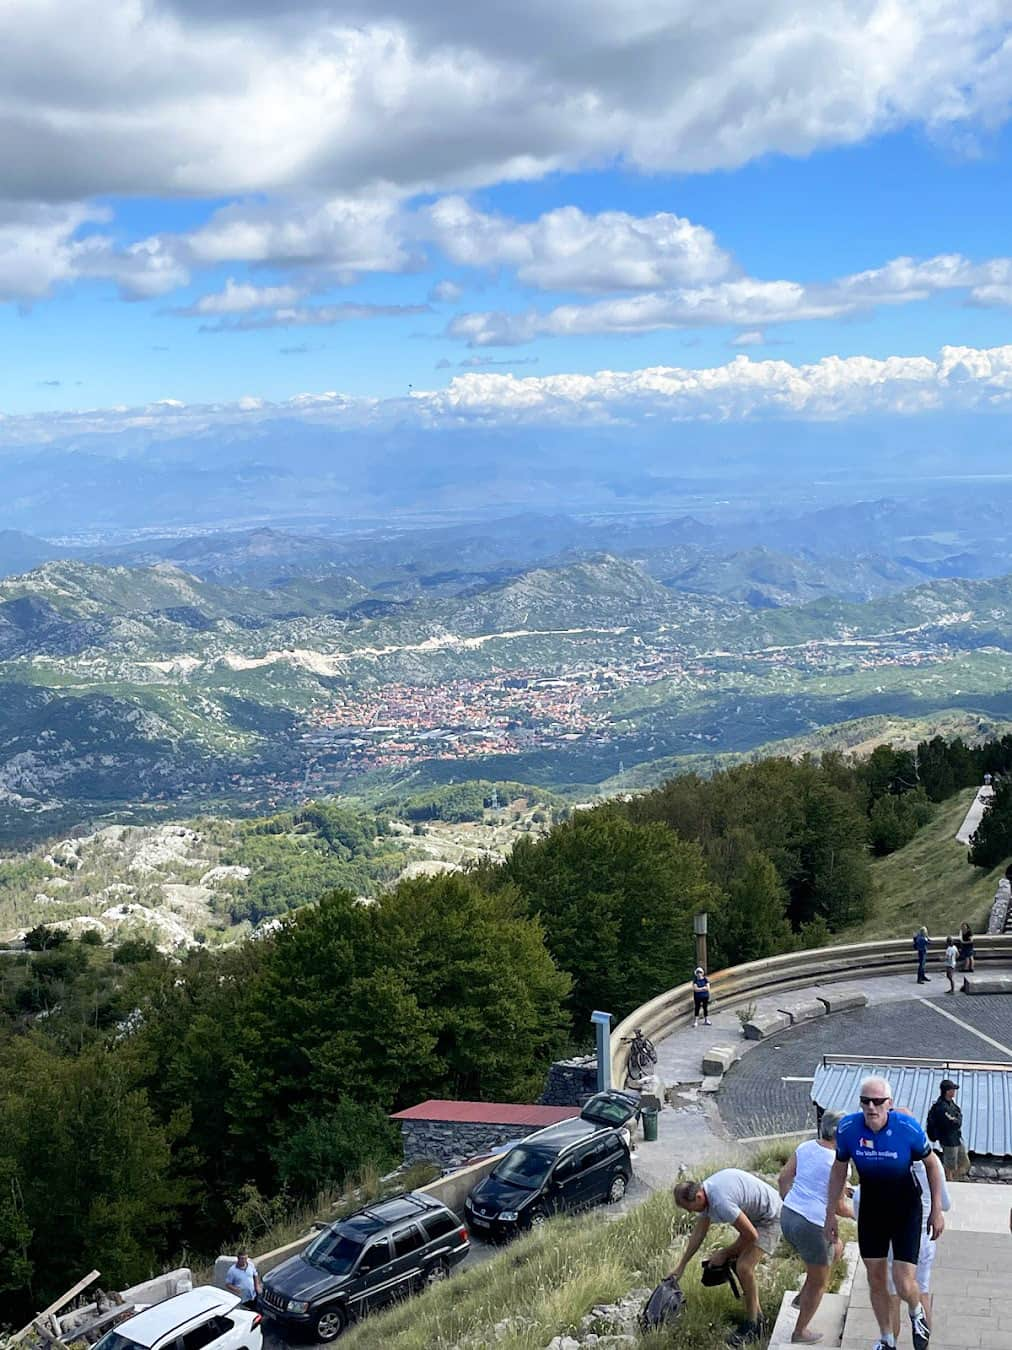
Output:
[777,1111,852,1344]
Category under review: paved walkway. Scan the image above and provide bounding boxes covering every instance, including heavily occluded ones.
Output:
[957,784,994,844]
[633,965,1012,1188]
[840,1184,1010,1349]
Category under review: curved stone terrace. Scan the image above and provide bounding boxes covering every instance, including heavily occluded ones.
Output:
[633,965,1012,1195]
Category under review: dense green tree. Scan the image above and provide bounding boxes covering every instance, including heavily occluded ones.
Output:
[968,779,1012,869]
[0,1038,188,1316]
[272,1102,401,1200]
[503,808,719,1026]
[868,788,935,856]
[712,854,793,967]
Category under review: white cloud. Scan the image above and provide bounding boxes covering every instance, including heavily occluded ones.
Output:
[186,194,413,280]
[447,254,1012,344]
[731,330,766,347]
[198,301,431,331]
[423,198,732,291]
[182,278,307,315]
[0,2,1010,203]
[429,279,463,302]
[7,343,1012,446]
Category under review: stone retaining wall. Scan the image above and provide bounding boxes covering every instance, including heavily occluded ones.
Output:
[540,1055,597,1106]
[399,1118,530,1168]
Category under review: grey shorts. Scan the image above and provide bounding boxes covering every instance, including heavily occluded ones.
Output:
[754,1216,782,1256]
[781,1205,831,1265]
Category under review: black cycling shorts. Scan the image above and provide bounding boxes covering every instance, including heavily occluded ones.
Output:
[857,1186,922,1265]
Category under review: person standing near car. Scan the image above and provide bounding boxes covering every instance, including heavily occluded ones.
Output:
[670,1168,781,1346]
[824,1077,945,1350]
[927,1079,968,1181]
[226,1250,262,1305]
[692,967,711,1026]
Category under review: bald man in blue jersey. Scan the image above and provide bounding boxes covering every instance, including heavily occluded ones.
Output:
[824,1076,945,1350]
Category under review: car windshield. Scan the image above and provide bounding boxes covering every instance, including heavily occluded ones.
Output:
[582,1098,631,1125]
[303,1226,366,1274]
[94,1334,144,1350]
[492,1146,554,1189]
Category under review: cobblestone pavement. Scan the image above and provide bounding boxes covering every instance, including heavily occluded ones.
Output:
[718,993,1012,1137]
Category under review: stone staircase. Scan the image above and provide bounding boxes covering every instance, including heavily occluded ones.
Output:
[839,1230,1006,1350]
[770,1189,1009,1350]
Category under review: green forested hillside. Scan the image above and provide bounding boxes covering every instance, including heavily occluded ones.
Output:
[844,787,1003,941]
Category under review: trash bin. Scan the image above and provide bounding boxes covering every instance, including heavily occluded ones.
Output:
[642,1108,659,1142]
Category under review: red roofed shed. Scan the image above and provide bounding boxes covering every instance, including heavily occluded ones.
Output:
[391,1100,578,1126]
[390,1100,579,1167]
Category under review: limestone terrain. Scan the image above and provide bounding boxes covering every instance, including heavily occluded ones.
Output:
[0,807,551,951]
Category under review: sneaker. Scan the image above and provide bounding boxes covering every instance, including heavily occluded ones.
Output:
[726,1320,765,1346]
[693,1019,698,1027]
[910,1303,930,1349]
[704,1018,712,1025]
[873,1341,896,1350]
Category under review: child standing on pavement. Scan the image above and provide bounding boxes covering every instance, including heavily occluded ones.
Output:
[692,967,711,1027]
[944,936,958,993]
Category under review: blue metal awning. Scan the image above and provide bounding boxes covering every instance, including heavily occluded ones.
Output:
[811,1055,1012,1158]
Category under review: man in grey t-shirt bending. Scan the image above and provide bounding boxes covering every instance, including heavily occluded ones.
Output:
[670,1168,782,1347]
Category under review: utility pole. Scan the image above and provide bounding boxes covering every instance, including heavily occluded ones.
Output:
[694,911,708,972]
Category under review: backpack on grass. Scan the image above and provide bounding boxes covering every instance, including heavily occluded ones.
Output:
[639,1275,686,1331]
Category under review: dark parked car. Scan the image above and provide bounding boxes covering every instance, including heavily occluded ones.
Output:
[260,1192,469,1342]
[464,1126,632,1240]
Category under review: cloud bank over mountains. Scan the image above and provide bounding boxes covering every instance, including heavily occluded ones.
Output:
[3,344,1012,450]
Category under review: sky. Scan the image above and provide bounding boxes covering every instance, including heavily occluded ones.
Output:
[3,1,1012,445]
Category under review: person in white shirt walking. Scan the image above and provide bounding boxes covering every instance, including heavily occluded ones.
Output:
[778,1111,852,1344]
[943,937,958,994]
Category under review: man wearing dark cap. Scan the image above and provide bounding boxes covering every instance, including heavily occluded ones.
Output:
[927,1080,968,1181]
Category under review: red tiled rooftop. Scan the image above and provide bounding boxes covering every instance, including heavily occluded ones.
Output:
[390,1100,579,1126]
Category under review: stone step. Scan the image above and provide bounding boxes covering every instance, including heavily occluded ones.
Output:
[840,1230,1009,1349]
[768,1290,848,1347]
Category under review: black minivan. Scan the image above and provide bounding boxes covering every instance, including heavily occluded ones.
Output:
[464,1126,632,1240]
[261,1191,469,1341]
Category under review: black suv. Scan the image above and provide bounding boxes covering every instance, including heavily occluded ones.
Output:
[464,1122,632,1240]
[260,1191,469,1342]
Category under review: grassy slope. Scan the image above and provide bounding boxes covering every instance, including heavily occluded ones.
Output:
[337,1139,851,1350]
[842,788,1004,942]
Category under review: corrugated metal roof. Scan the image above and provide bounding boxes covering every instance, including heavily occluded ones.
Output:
[390,1100,579,1125]
[811,1058,1012,1158]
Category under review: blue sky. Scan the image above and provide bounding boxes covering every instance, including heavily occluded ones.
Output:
[3,2,1012,435]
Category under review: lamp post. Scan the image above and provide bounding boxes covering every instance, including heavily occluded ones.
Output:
[590,1009,613,1092]
[694,911,708,973]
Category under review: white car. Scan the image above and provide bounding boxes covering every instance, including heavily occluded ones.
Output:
[94,1288,263,1350]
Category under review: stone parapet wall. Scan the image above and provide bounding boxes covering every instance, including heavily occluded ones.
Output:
[540,1055,597,1106]
[611,934,1012,1085]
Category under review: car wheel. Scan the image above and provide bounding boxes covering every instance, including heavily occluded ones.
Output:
[312,1306,347,1342]
[528,1206,548,1229]
[607,1173,627,1204]
[424,1258,449,1287]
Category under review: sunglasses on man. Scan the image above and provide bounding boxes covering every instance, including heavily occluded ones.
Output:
[859,1095,890,1106]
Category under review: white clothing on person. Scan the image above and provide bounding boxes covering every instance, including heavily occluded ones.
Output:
[945,943,958,969]
[783,1139,834,1226]
[226,1259,259,1302]
[853,1162,951,1293]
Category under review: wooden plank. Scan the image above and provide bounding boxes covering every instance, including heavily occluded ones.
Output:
[8,1271,101,1345]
